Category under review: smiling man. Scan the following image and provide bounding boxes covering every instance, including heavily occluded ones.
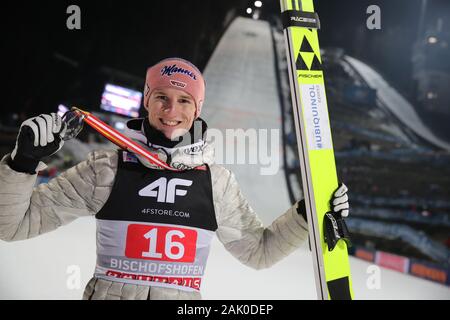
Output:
[0,57,350,300]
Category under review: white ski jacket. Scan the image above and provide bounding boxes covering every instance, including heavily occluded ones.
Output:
[0,119,308,300]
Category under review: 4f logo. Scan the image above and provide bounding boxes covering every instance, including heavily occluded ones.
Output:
[139,177,192,203]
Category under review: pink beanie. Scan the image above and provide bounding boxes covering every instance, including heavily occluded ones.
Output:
[143,57,206,119]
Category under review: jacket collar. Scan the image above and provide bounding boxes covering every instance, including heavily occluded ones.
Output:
[123,118,214,170]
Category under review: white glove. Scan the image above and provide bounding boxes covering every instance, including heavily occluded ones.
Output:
[10,113,66,173]
[331,183,349,217]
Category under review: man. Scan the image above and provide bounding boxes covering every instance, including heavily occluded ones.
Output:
[0,57,349,299]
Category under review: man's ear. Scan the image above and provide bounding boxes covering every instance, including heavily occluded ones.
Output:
[195,100,203,119]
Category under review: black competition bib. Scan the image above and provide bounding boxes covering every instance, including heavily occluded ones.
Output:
[94,150,217,291]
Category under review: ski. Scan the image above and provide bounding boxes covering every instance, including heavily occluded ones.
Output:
[279,0,354,299]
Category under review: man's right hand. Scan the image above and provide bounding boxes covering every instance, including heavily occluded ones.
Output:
[9,113,66,174]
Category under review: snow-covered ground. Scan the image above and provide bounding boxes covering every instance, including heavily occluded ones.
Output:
[0,17,448,300]
[1,216,448,299]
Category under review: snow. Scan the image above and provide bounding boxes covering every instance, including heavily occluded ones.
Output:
[1,217,448,299]
[202,17,290,224]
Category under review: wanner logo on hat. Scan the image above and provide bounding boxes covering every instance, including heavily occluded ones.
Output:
[161,64,197,80]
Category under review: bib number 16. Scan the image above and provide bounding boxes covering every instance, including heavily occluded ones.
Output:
[125,224,198,263]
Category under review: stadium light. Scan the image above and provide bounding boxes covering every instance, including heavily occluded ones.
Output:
[255,1,263,8]
[427,91,437,99]
[427,36,438,44]
[246,7,252,14]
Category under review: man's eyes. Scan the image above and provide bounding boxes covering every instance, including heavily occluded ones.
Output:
[155,96,192,104]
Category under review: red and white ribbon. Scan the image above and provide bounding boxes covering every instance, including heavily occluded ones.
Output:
[74,108,180,171]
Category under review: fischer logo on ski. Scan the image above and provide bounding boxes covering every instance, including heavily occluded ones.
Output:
[297,34,322,71]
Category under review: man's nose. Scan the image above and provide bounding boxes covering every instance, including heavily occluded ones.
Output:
[162,100,176,113]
